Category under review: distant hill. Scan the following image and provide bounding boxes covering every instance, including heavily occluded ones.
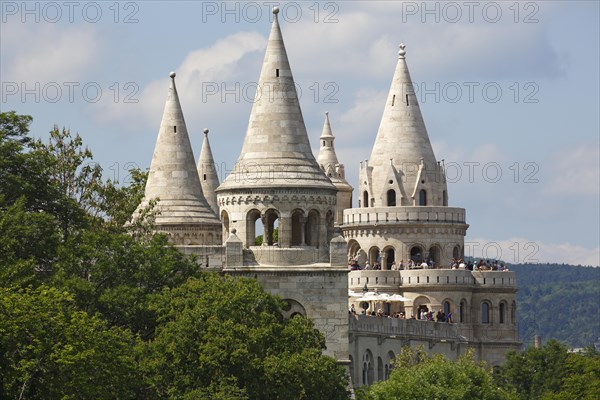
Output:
[510,263,600,348]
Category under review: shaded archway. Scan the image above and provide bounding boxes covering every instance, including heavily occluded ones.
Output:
[481,301,491,324]
[362,349,374,386]
[368,247,380,267]
[499,301,507,324]
[377,357,384,381]
[246,209,261,247]
[383,246,395,270]
[387,189,396,206]
[459,299,468,323]
[263,209,279,246]
[290,209,305,246]
[221,210,230,240]
[453,245,461,259]
[410,245,423,263]
[363,191,369,208]
[428,245,441,266]
[419,189,427,205]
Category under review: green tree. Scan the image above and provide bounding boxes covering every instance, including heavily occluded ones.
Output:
[358,347,515,400]
[0,286,141,399]
[496,341,600,400]
[140,274,350,399]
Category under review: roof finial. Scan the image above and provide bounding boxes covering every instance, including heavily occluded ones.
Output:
[272,6,279,15]
[398,43,406,59]
[203,128,209,136]
[169,71,176,79]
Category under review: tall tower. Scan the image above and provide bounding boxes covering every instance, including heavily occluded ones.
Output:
[134,72,221,246]
[316,112,353,225]
[218,8,348,363]
[198,128,220,216]
[342,44,468,268]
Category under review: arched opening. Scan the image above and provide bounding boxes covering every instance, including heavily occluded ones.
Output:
[419,189,427,206]
[386,351,395,380]
[377,357,384,381]
[326,210,334,244]
[443,190,448,206]
[368,247,380,268]
[443,300,451,316]
[481,301,491,324]
[387,189,396,206]
[384,247,395,270]
[428,245,441,266]
[280,299,306,319]
[499,302,506,324]
[246,209,261,248]
[306,209,320,247]
[221,210,230,239]
[453,245,461,259]
[290,209,305,246]
[348,240,361,261]
[263,209,279,246]
[362,350,374,386]
[413,295,430,319]
[410,246,423,263]
[363,191,369,208]
[459,299,467,323]
[511,301,516,324]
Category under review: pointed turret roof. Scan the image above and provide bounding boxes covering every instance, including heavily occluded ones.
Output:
[198,128,220,215]
[316,112,351,187]
[138,72,220,225]
[366,43,446,204]
[217,7,334,192]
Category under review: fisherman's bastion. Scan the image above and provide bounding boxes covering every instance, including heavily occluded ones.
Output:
[133,8,521,388]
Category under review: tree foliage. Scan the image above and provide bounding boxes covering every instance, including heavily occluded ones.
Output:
[0,111,350,399]
[495,339,600,400]
[357,347,515,400]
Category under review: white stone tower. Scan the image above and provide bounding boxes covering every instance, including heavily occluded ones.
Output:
[218,8,349,363]
[197,128,220,216]
[316,112,353,226]
[342,44,468,268]
[135,72,221,245]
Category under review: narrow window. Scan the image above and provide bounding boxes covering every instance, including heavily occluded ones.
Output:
[482,302,490,324]
[419,189,427,206]
[173,126,177,133]
[499,303,506,324]
[406,94,409,106]
[391,94,395,106]
[276,69,279,77]
[203,174,207,180]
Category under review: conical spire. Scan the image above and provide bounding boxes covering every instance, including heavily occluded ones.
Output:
[198,128,220,215]
[316,112,339,168]
[316,112,353,224]
[218,7,334,191]
[364,44,447,207]
[138,72,220,226]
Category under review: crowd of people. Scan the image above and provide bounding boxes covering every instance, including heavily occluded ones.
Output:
[349,304,455,323]
[348,257,510,271]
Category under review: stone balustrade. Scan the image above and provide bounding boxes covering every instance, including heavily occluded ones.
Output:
[343,206,466,226]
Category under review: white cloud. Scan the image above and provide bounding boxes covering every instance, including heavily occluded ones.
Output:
[544,143,600,196]
[467,237,600,267]
[2,23,99,83]
[94,31,266,130]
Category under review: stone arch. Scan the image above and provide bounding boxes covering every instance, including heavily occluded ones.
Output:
[413,295,431,319]
[221,210,230,240]
[290,208,305,246]
[499,300,507,324]
[511,301,516,324]
[387,189,396,206]
[325,209,334,244]
[459,298,468,323]
[348,239,361,260]
[386,351,395,380]
[410,245,424,263]
[481,300,491,324]
[263,208,280,246]
[419,189,427,205]
[246,209,261,247]
[368,246,380,267]
[362,349,374,386]
[280,299,306,319]
[382,245,395,270]
[428,244,441,266]
[453,245,462,259]
[306,209,320,247]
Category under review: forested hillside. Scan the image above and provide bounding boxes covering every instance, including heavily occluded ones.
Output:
[511,264,600,348]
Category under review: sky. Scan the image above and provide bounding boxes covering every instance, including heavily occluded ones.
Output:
[1,1,599,266]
